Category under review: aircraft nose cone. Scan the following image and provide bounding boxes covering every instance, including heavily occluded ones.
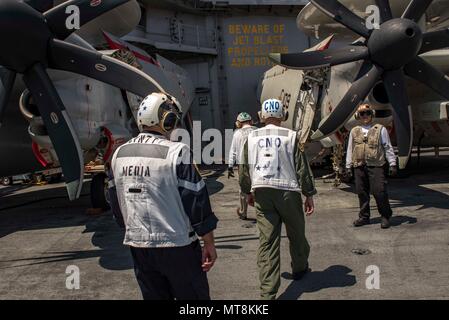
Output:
[368,18,422,70]
[0,0,51,72]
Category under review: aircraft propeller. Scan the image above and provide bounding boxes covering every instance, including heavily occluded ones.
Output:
[0,0,162,200]
[269,0,449,169]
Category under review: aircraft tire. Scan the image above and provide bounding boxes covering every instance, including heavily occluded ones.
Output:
[90,173,110,210]
[1,176,13,186]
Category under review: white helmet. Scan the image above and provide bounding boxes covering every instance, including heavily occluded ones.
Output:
[261,99,284,120]
[137,92,182,132]
[236,112,252,123]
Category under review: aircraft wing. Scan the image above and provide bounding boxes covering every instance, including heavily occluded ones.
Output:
[102,31,195,118]
[24,1,141,45]
[53,0,142,46]
[297,0,449,40]
[260,36,334,143]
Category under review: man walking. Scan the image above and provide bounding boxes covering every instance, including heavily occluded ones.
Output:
[346,104,397,229]
[108,92,218,300]
[239,98,317,300]
[228,112,256,219]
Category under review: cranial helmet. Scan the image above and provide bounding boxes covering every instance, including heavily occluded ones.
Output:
[137,92,182,132]
[355,104,376,120]
[237,112,252,123]
[261,99,284,120]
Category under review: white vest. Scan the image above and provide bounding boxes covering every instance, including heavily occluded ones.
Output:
[229,125,256,165]
[248,124,299,192]
[111,133,196,248]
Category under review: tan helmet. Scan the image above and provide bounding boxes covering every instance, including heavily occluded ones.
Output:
[355,104,376,120]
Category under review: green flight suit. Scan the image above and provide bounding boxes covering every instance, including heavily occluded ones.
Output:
[239,138,317,300]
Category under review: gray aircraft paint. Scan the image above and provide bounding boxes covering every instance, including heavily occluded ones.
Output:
[4,0,449,182]
[126,2,310,131]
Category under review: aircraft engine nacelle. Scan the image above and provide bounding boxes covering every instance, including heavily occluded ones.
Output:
[19,89,61,168]
[19,74,133,169]
[97,124,131,164]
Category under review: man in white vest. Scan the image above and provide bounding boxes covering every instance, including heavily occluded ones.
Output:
[228,112,256,219]
[239,98,317,300]
[346,104,397,229]
[107,92,218,300]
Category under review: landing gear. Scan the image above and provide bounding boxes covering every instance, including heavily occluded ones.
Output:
[321,145,346,186]
[1,176,13,186]
[47,172,62,184]
[90,173,110,210]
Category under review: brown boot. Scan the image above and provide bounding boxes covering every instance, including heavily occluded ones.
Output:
[353,217,370,227]
[236,208,247,220]
[381,217,391,229]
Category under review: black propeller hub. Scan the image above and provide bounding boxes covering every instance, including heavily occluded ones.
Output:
[0,0,51,73]
[368,19,423,70]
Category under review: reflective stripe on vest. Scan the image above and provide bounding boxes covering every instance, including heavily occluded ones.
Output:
[111,133,196,248]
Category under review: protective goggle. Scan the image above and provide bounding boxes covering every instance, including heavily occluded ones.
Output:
[359,110,374,117]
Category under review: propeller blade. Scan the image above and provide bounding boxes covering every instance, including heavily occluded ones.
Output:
[375,0,393,23]
[402,0,433,22]
[0,67,16,125]
[23,0,53,12]
[311,63,383,140]
[269,46,369,70]
[404,56,449,100]
[382,69,413,169]
[419,28,449,54]
[44,0,131,40]
[22,63,84,201]
[48,39,163,98]
[310,0,371,38]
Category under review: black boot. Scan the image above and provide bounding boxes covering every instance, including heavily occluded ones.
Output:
[292,263,311,281]
[381,217,391,229]
[353,217,370,227]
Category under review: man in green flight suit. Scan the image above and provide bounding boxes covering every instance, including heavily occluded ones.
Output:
[239,98,317,300]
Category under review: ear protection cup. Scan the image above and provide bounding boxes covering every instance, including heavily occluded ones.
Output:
[158,96,182,132]
[161,110,180,132]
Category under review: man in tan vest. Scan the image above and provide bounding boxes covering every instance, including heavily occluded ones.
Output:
[346,104,397,229]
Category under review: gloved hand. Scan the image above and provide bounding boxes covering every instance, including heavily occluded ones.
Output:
[389,166,398,177]
[345,167,353,180]
[228,167,234,179]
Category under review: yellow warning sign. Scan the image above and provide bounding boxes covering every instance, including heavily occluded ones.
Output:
[227,24,289,68]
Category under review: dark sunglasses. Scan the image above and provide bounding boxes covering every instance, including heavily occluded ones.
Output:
[359,111,373,117]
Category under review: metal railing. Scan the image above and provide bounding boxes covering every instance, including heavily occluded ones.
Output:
[170,19,216,49]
